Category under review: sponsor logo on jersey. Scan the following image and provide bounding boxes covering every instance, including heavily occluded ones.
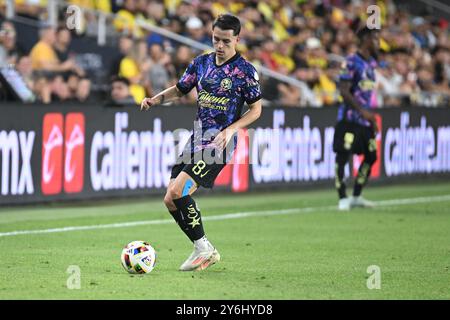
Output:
[198,90,230,111]
[359,79,376,91]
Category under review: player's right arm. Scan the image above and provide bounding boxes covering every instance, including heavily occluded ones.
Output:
[140,85,183,111]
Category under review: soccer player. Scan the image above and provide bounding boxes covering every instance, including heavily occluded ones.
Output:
[333,26,380,211]
[140,14,262,271]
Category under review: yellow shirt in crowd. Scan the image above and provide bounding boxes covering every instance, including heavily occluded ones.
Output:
[29,40,59,70]
[113,8,145,38]
[68,0,111,13]
[119,57,146,104]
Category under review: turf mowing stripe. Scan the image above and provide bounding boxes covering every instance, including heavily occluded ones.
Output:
[1,194,449,237]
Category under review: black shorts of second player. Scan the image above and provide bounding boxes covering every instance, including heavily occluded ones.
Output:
[170,148,229,189]
[333,121,376,155]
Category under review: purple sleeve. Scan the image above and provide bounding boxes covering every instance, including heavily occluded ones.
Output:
[339,56,359,82]
[243,66,262,104]
[176,57,199,95]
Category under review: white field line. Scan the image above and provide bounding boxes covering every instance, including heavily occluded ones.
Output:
[0,194,449,238]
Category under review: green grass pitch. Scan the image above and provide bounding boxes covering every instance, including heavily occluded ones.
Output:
[0,181,449,300]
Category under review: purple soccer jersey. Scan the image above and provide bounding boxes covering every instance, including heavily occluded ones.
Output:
[337,53,377,127]
[176,52,261,153]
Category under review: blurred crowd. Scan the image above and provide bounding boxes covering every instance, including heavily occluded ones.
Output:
[1,0,450,107]
[0,21,93,103]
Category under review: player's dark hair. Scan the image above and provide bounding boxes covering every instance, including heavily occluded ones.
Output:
[356,26,379,41]
[213,14,241,36]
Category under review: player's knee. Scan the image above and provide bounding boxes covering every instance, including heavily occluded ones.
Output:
[167,184,183,200]
[163,193,174,208]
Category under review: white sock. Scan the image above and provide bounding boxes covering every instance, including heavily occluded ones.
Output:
[194,236,211,251]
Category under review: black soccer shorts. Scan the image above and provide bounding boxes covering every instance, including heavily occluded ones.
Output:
[170,148,229,188]
[333,121,377,155]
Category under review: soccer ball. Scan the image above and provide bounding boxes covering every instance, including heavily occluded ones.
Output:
[121,240,157,274]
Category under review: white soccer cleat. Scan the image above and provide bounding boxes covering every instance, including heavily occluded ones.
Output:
[179,245,220,272]
[351,196,375,208]
[195,248,220,271]
[338,197,351,211]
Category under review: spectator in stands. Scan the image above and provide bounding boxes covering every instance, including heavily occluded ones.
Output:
[135,0,149,18]
[211,0,243,17]
[165,16,184,46]
[259,39,279,71]
[433,46,450,94]
[0,26,9,68]
[146,42,172,96]
[411,17,437,50]
[49,75,71,102]
[15,54,34,90]
[134,0,165,40]
[107,76,136,106]
[13,0,46,19]
[277,66,301,107]
[113,0,144,38]
[75,77,92,103]
[301,37,338,105]
[118,39,147,104]
[135,38,152,95]
[69,0,111,14]
[144,0,166,26]
[272,40,295,73]
[29,24,78,74]
[110,34,133,77]
[304,37,328,70]
[184,16,212,48]
[0,21,24,66]
[33,76,51,104]
[417,68,437,93]
[54,27,71,62]
[67,72,81,97]
[376,58,404,106]
[46,70,91,103]
[67,72,91,102]
[54,26,85,76]
[172,45,193,79]
[175,0,196,23]
[171,44,196,103]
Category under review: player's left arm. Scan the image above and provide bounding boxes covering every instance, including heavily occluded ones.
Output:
[213,99,262,150]
[228,99,262,132]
